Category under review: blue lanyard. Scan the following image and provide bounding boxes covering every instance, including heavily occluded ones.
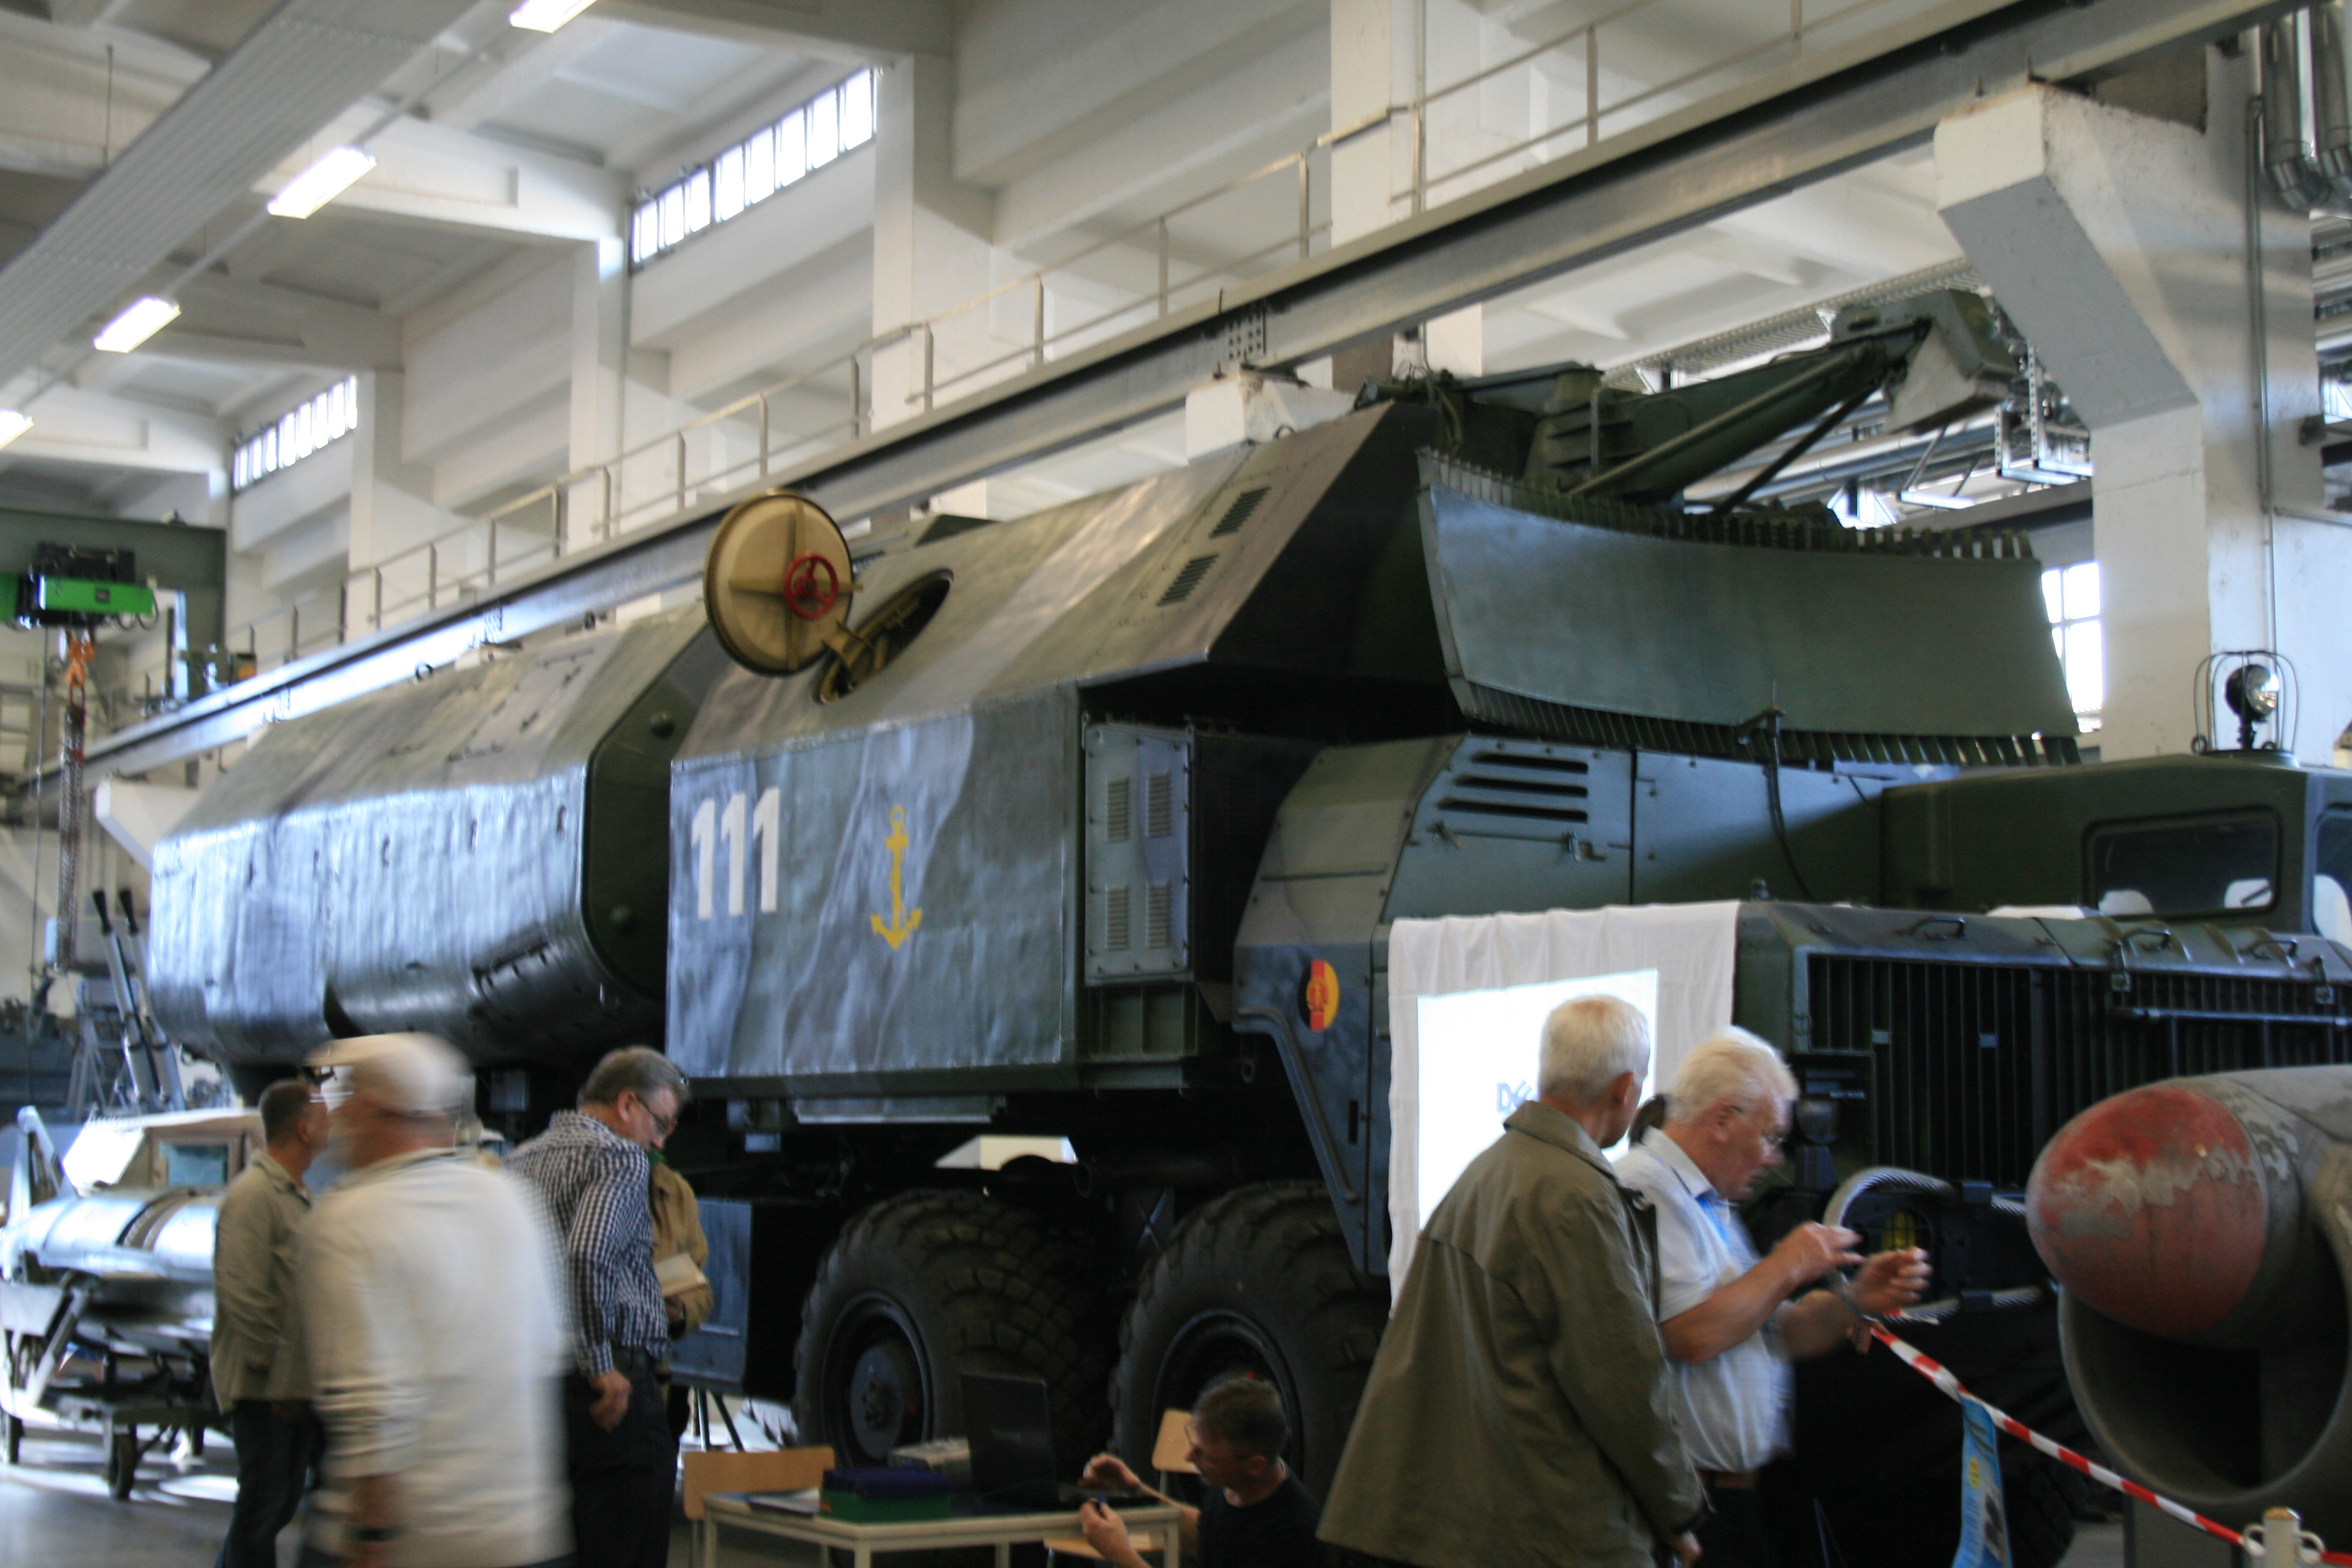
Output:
[1699,1190,1742,1253]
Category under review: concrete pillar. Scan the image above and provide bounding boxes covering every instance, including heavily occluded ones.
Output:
[1330,0,1417,247]
[347,372,461,577]
[1330,5,1489,381]
[871,54,997,431]
[1936,66,2339,762]
[343,371,463,635]
[570,237,627,473]
[1422,302,1483,376]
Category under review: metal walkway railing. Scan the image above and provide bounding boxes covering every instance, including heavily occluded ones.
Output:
[93,0,2020,731]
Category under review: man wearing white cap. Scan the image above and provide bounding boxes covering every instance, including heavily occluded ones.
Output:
[299,1033,570,1568]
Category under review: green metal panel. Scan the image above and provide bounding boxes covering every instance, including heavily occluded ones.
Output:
[33,576,155,616]
[0,505,224,652]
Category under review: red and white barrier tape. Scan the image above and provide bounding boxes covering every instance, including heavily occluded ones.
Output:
[1869,1322,2352,1565]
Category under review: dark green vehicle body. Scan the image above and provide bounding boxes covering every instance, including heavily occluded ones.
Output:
[139,304,2352,1540]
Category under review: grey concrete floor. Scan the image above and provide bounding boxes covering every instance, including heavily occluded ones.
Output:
[0,1423,822,1568]
[0,1423,2125,1568]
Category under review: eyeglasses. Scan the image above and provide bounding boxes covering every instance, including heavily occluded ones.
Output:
[1732,1104,1788,1153]
[629,1093,679,1140]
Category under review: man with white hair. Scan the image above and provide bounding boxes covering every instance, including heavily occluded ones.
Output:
[1321,995,1705,1568]
[299,1033,570,1568]
[1614,1028,1930,1567]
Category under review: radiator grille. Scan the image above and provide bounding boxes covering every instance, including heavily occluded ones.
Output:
[1806,956,2352,1187]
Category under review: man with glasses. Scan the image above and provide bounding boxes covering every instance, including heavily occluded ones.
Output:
[509,1047,691,1568]
[1614,1029,1930,1567]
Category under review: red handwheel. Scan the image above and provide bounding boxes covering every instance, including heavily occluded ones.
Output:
[782,552,840,621]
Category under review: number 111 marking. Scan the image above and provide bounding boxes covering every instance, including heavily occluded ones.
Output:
[691,787,780,919]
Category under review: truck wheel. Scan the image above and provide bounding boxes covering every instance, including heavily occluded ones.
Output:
[2002,1448,2079,1568]
[793,1190,1110,1471]
[1111,1181,1387,1501]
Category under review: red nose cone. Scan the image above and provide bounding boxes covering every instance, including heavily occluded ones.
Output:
[2026,1083,2266,1338]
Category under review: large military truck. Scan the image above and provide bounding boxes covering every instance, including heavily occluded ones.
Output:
[139,294,2352,1544]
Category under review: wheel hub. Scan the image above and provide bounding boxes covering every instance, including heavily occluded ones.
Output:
[828,1297,927,1465]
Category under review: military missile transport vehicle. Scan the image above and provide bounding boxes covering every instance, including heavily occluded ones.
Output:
[121,289,2352,1555]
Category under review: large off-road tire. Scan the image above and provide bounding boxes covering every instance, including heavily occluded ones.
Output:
[792,1190,1110,1471]
[1110,1182,1387,1501]
[2001,1448,2079,1568]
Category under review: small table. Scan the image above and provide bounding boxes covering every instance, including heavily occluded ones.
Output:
[699,1491,1184,1568]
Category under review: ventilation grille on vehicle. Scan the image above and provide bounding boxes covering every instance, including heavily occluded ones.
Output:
[1158,555,1218,607]
[1145,772,1174,837]
[1806,956,2352,1187]
[1105,886,1131,952]
[1461,687,2082,769]
[1106,777,1131,843]
[1432,750,1591,826]
[1209,487,1269,538]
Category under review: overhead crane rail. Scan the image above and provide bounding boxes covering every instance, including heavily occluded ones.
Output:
[70,0,2294,780]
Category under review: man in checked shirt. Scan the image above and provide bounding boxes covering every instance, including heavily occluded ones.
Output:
[509,1047,691,1568]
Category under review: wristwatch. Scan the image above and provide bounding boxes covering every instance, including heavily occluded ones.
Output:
[352,1524,400,1544]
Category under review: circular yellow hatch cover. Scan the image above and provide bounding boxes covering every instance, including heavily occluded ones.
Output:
[704,491,852,674]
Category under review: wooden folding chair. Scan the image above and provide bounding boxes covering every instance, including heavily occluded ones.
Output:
[682,1445,834,1568]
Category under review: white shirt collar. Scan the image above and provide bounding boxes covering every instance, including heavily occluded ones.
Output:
[1639,1125,1720,1205]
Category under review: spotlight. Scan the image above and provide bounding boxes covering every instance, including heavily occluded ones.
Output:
[2226,663,2281,751]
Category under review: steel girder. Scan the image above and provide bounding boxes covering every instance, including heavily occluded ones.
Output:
[83,0,2295,779]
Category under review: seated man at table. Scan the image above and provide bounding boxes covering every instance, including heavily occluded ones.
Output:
[1076,1379,1321,1568]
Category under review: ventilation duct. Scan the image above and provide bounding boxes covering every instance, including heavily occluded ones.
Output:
[2262,6,2352,212]
[0,0,478,390]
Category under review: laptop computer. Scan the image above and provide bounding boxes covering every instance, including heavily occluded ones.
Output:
[962,1371,1149,1511]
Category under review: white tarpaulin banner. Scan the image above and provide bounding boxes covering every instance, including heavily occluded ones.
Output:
[1386,902,1740,1286]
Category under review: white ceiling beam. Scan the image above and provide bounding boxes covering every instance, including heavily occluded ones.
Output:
[0,11,209,179]
[261,109,626,243]
[420,17,613,135]
[3,381,227,478]
[97,274,407,373]
[601,0,951,59]
[0,0,482,390]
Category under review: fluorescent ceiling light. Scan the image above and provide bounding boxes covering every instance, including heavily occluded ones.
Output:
[0,411,29,451]
[509,0,599,30]
[267,146,377,218]
[94,296,181,354]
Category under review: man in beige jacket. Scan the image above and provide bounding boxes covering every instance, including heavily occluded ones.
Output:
[212,1078,328,1568]
[1319,995,1705,1568]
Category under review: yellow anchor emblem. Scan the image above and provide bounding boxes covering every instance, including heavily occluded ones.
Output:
[868,804,924,950]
